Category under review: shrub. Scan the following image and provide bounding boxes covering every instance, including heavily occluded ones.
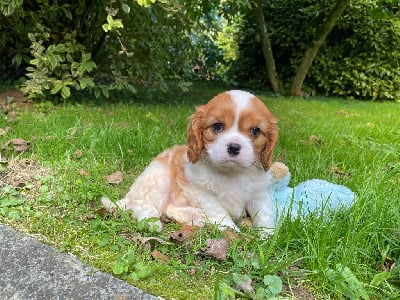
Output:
[0,0,215,100]
[23,28,96,99]
[226,0,400,100]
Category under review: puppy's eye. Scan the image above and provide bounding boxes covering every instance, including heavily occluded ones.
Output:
[250,127,261,137]
[212,122,224,133]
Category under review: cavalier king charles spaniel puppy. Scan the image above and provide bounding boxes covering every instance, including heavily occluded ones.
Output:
[102,90,278,235]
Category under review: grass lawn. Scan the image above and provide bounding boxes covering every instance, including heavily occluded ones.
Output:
[1,83,399,299]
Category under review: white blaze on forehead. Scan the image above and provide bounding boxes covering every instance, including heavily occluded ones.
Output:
[227,90,254,130]
[228,90,253,111]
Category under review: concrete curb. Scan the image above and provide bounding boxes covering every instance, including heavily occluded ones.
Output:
[0,223,160,300]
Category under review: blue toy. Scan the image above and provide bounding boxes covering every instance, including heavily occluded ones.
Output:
[266,162,355,219]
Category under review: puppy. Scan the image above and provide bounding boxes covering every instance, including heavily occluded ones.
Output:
[102,90,278,235]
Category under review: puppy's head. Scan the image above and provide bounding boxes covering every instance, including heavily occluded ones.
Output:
[187,90,278,171]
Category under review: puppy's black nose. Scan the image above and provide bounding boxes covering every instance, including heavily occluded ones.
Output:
[227,143,241,156]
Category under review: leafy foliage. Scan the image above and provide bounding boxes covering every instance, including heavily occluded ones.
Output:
[310,1,400,100]
[111,250,153,281]
[0,0,218,99]
[262,274,283,298]
[23,29,96,99]
[326,264,369,299]
[0,185,25,221]
[225,0,400,100]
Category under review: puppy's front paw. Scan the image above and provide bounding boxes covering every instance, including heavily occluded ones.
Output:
[100,196,117,213]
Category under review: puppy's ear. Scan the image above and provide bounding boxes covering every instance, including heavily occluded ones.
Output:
[187,108,204,163]
[261,116,278,171]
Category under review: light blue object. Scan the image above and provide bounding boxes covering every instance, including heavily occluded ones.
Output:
[267,165,355,219]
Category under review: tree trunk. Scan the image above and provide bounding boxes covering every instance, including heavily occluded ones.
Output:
[253,0,281,94]
[290,0,350,96]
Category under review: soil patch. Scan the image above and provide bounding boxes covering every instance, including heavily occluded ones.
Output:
[0,157,50,202]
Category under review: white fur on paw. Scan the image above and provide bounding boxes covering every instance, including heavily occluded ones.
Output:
[101,196,116,211]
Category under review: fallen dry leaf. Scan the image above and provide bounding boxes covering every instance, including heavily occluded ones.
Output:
[309,134,323,146]
[223,228,239,240]
[96,207,116,218]
[67,127,79,136]
[329,166,352,179]
[335,110,360,118]
[104,171,123,184]
[336,109,349,116]
[77,169,90,176]
[10,179,25,188]
[189,268,197,275]
[170,224,197,244]
[75,149,83,159]
[0,127,11,136]
[202,238,230,261]
[299,135,322,146]
[2,138,30,152]
[13,139,30,151]
[111,122,130,129]
[377,256,396,273]
[151,250,170,262]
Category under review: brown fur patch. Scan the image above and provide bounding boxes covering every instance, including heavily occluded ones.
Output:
[156,146,204,225]
[201,94,235,146]
[155,145,188,207]
[187,92,235,162]
[239,97,278,170]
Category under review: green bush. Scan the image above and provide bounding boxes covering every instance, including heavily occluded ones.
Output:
[0,0,214,100]
[310,1,400,100]
[226,0,400,100]
[23,28,96,99]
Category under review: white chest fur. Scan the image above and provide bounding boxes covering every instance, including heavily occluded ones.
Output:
[184,158,270,221]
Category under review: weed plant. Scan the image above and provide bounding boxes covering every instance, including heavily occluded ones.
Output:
[0,84,399,299]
